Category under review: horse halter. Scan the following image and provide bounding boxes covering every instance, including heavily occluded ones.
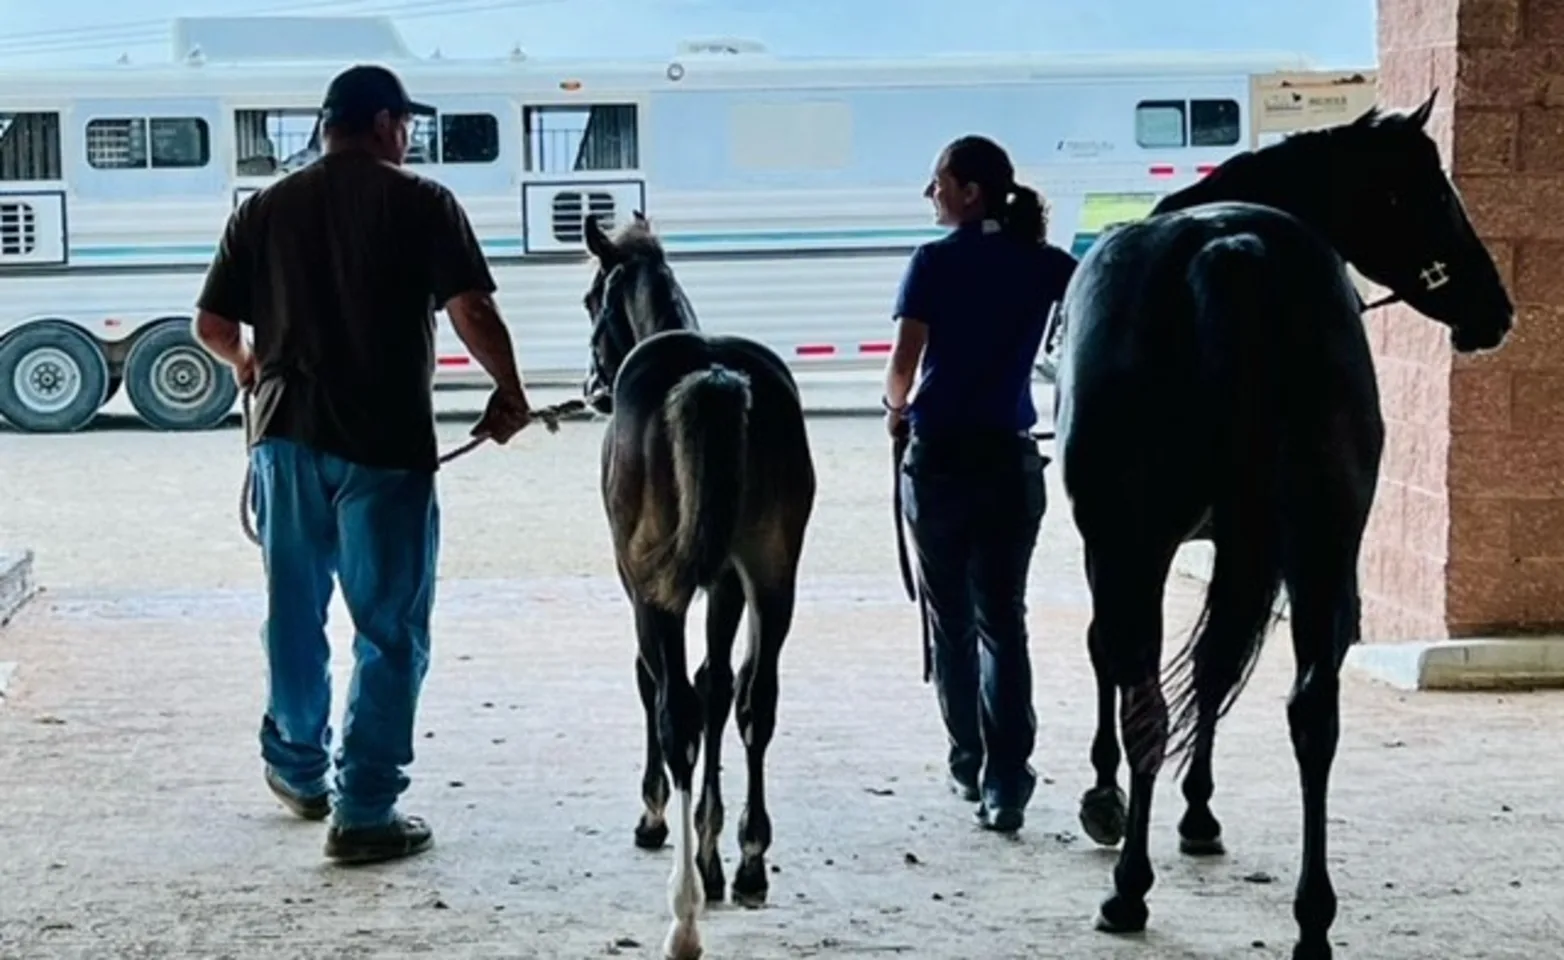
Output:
[1358,259,1453,312]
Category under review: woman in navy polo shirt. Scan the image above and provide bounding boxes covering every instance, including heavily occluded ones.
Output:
[883,134,1077,833]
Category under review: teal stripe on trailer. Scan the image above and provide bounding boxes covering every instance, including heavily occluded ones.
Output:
[65,226,948,264]
[1071,232,1102,259]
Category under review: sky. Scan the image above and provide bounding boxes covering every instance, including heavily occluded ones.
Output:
[0,0,1377,68]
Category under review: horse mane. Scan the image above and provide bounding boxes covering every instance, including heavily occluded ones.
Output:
[1155,109,1403,216]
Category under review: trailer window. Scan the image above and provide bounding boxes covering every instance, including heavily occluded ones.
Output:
[234,108,321,176]
[1191,99,1241,147]
[441,114,500,164]
[551,190,617,244]
[400,115,440,165]
[0,112,63,181]
[85,118,210,170]
[1135,100,1186,149]
[525,104,638,173]
[403,112,501,165]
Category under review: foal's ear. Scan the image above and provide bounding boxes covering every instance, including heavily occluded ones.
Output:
[632,209,648,225]
[584,214,616,263]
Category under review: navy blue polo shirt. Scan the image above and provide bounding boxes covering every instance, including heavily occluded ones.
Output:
[892,220,1078,435]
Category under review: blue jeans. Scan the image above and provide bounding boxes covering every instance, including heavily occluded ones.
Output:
[901,429,1047,811]
[249,438,439,829]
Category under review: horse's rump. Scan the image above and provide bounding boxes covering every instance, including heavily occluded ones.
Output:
[609,331,808,611]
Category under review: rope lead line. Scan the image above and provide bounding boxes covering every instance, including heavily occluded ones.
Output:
[237,389,598,547]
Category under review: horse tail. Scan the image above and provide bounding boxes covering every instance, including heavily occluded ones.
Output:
[642,363,753,611]
[1161,232,1288,768]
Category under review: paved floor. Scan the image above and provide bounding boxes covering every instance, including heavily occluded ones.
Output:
[1,412,1562,960]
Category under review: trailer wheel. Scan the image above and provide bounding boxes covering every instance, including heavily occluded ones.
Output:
[123,321,238,431]
[0,322,110,433]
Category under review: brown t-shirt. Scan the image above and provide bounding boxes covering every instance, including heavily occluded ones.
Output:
[196,149,496,473]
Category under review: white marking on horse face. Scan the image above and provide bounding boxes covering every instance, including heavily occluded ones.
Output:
[1421,260,1450,292]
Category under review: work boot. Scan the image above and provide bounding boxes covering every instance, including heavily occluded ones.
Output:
[324,814,434,865]
[265,768,331,822]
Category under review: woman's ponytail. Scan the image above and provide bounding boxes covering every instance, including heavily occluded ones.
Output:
[1000,183,1047,246]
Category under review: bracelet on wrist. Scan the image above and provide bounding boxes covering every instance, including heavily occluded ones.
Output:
[881,396,907,414]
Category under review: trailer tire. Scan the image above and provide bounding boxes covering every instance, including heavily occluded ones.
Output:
[0,322,111,433]
[123,321,238,431]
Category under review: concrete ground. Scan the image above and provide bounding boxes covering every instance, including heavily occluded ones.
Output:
[1,392,1562,960]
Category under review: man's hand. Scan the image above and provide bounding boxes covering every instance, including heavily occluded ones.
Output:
[234,350,258,391]
[472,386,533,444]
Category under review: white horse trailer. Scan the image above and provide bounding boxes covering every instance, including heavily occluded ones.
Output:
[0,15,1314,433]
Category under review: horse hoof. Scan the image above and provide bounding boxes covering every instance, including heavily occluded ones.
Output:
[731,859,769,908]
[1079,785,1127,847]
[1094,893,1149,935]
[1291,939,1333,960]
[635,818,669,851]
[1178,834,1225,857]
[663,923,702,960]
[700,862,727,904]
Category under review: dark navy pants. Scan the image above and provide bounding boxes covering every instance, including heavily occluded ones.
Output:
[900,428,1047,811]
[249,438,439,830]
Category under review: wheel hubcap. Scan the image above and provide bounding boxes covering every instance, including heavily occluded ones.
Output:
[13,347,83,413]
[150,347,214,410]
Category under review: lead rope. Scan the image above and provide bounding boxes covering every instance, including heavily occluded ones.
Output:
[238,387,596,547]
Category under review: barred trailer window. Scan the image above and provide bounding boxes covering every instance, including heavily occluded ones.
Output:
[233,108,321,176]
[525,104,638,173]
[403,113,500,165]
[0,112,64,181]
[85,117,210,169]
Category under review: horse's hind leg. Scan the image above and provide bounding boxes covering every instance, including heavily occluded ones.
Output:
[1282,529,1366,960]
[730,573,795,908]
[1080,615,1127,847]
[635,655,671,850]
[694,567,745,902]
[1081,537,1178,936]
[635,599,704,960]
[1176,699,1223,855]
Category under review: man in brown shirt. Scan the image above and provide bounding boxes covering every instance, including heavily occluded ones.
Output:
[193,63,535,864]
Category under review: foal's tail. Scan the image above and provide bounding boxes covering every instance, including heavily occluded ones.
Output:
[1161,233,1288,767]
[644,363,753,611]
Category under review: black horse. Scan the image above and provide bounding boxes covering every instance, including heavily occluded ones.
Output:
[582,212,817,960]
[1054,91,1513,959]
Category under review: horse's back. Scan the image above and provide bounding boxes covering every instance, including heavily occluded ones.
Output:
[612,328,816,501]
[617,329,806,430]
[1056,201,1377,521]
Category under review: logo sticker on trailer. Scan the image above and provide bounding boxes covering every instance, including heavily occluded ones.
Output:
[1069,192,1163,259]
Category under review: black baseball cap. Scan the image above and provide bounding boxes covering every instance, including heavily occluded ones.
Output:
[320,64,435,127]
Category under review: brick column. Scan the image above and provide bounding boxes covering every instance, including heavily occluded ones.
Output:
[1351,0,1564,687]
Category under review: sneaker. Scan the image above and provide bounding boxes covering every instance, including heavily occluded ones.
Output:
[265,768,331,822]
[325,814,434,865]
